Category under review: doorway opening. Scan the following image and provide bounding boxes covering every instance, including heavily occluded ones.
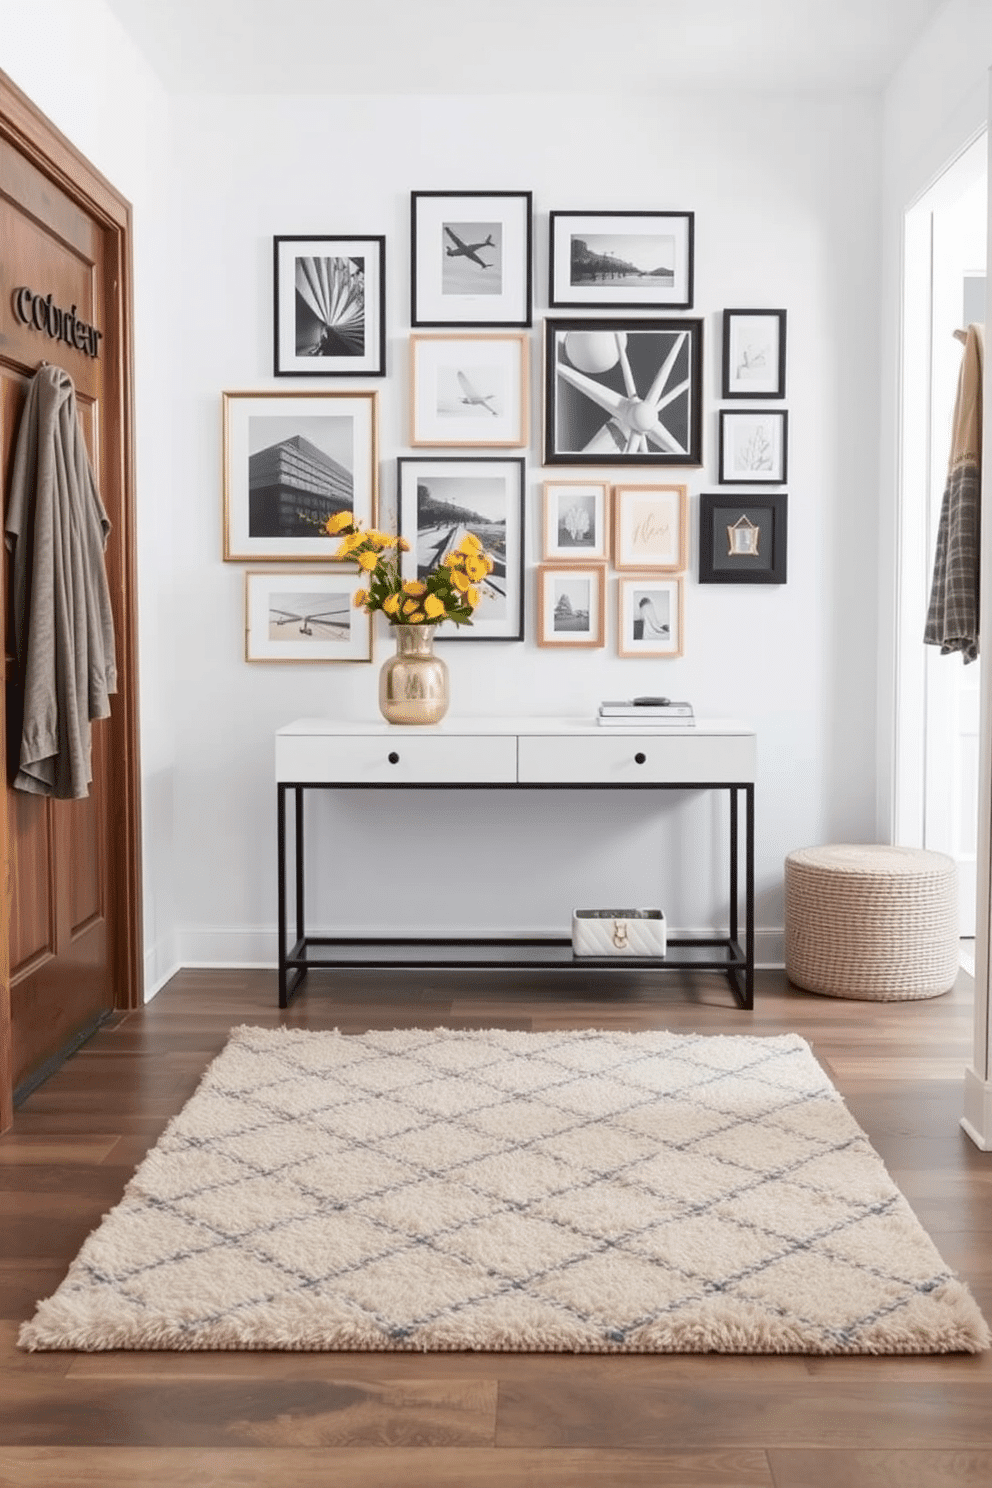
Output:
[896,130,987,961]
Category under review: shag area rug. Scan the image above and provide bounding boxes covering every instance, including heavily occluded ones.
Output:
[19,1025,990,1355]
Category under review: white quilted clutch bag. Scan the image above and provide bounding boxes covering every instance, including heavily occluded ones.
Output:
[572,909,666,957]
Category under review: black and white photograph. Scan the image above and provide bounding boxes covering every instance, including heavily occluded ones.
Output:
[618,576,683,658]
[244,571,372,662]
[223,390,378,561]
[718,408,788,484]
[544,318,704,466]
[441,220,502,297]
[273,236,385,377]
[542,480,610,562]
[536,564,605,648]
[549,211,694,310]
[698,491,788,584]
[410,332,528,447]
[722,309,787,398]
[397,457,525,640]
[411,191,533,327]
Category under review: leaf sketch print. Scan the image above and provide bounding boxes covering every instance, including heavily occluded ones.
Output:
[737,423,773,471]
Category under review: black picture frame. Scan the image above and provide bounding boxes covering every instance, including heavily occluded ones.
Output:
[698,491,788,584]
[721,308,787,399]
[273,235,385,377]
[548,210,694,310]
[718,408,788,484]
[544,317,704,467]
[410,191,533,328]
[396,455,526,641]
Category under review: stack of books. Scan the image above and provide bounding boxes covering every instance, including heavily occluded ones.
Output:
[597,698,695,728]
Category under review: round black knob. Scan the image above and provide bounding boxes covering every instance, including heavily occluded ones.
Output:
[634,752,646,765]
[387,751,400,764]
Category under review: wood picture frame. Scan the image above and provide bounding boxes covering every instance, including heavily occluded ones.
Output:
[245,570,373,661]
[617,576,684,658]
[542,480,610,563]
[409,332,528,447]
[223,390,378,562]
[536,564,606,648]
[612,483,687,572]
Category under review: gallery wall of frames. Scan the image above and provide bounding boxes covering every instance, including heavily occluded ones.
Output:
[229,196,789,664]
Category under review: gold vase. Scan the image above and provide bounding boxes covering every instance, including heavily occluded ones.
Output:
[378,624,449,725]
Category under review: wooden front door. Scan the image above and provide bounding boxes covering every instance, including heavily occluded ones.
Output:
[0,70,142,1129]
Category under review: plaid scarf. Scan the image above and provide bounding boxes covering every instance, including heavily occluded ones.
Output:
[925,324,984,663]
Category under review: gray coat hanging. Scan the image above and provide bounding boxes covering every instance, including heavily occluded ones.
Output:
[4,364,117,798]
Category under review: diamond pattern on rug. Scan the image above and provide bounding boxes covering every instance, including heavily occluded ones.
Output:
[18,1025,991,1355]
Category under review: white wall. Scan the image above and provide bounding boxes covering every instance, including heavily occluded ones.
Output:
[169,89,883,967]
[0,0,180,993]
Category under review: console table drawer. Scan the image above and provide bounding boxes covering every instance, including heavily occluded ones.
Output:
[276,732,517,784]
[517,733,756,784]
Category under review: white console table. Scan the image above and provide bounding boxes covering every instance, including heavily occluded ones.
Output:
[275,717,756,1010]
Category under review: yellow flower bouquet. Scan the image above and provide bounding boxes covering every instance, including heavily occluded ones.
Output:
[324,511,495,627]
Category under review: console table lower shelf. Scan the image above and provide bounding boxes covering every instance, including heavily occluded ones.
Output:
[278,935,752,1007]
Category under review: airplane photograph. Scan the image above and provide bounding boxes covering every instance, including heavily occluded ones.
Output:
[441,219,502,296]
[444,225,494,268]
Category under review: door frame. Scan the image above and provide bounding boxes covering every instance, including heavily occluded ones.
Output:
[0,68,143,1133]
[893,128,988,851]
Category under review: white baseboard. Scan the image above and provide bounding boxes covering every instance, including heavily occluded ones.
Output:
[176,926,786,971]
[142,938,181,1002]
[962,1066,992,1151]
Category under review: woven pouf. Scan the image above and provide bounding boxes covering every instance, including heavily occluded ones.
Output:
[784,844,959,1000]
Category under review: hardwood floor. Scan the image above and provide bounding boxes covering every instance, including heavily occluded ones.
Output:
[1,964,990,1487]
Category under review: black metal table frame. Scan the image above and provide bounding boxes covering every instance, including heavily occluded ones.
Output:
[277,780,755,1011]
